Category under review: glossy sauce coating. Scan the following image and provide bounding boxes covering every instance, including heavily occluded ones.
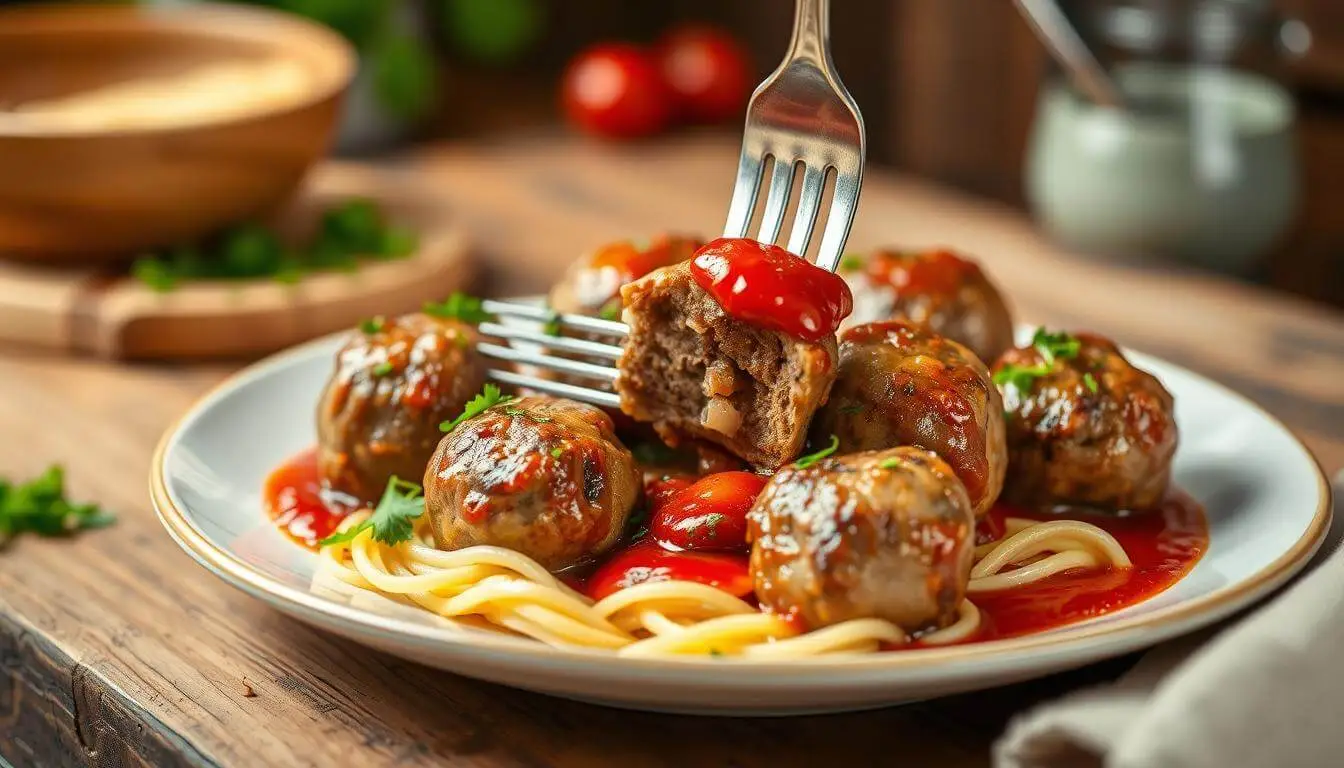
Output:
[811,320,1007,516]
[548,234,702,318]
[840,248,1014,364]
[690,237,853,342]
[993,332,1178,511]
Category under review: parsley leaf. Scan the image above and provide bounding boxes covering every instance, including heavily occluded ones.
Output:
[371,361,394,377]
[550,446,565,459]
[504,406,551,423]
[0,465,114,545]
[440,383,514,432]
[793,435,840,469]
[839,253,865,271]
[317,476,425,547]
[359,316,385,334]
[423,292,494,324]
[992,362,1052,393]
[878,456,902,469]
[597,299,623,322]
[1031,328,1082,366]
[1084,372,1099,393]
[541,309,562,336]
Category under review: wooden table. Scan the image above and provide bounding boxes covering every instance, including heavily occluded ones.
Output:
[2,134,1341,768]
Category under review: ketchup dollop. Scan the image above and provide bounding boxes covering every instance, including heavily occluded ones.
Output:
[690,237,852,341]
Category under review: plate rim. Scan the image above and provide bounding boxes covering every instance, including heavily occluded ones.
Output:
[150,329,1334,677]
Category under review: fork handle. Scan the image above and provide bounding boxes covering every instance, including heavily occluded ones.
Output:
[786,0,830,65]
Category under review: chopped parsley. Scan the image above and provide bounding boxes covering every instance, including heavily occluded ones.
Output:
[992,328,1084,394]
[839,253,865,271]
[504,406,552,423]
[0,465,114,545]
[317,476,425,547]
[371,361,394,377]
[359,316,386,334]
[838,403,865,416]
[597,299,623,322]
[423,292,494,324]
[440,384,514,432]
[550,446,565,459]
[793,435,840,469]
[878,456,902,470]
[541,311,563,336]
[1084,372,1099,393]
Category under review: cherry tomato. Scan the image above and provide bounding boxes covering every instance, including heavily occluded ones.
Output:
[561,43,671,139]
[656,25,751,124]
[584,540,752,600]
[645,476,695,510]
[650,471,765,551]
[690,237,854,341]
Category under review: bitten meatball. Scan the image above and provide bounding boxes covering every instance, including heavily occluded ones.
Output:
[810,320,1007,517]
[748,447,975,633]
[317,313,486,503]
[424,396,640,570]
[548,234,702,319]
[839,247,1014,364]
[615,260,838,469]
[992,330,1178,511]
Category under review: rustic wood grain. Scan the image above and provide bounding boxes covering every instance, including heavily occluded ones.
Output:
[0,134,1340,768]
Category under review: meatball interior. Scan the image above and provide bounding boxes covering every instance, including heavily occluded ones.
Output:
[993,331,1177,511]
[810,320,1006,517]
[748,447,976,633]
[424,396,640,570]
[839,247,1014,364]
[317,313,486,503]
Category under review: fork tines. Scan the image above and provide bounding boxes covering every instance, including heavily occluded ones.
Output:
[476,300,625,409]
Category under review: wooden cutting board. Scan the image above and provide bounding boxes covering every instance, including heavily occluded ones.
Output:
[0,161,475,359]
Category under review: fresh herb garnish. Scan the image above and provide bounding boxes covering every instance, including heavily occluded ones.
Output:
[317,476,425,547]
[131,199,415,292]
[839,253,865,271]
[423,292,494,324]
[597,299,623,322]
[541,308,563,336]
[1083,372,1099,394]
[550,446,565,459]
[504,406,552,423]
[992,363,1052,393]
[702,513,726,539]
[838,403,865,416]
[878,456,902,470]
[793,435,840,469]
[359,316,386,334]
[0,465,114,545]
[371,361,394,377]
[440,384,514,432]
[993,328,1084,394]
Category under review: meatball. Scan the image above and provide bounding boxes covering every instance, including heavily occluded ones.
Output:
[615,260,838,469]
[424,396,640,570]
[839,247,1014,364]
[748,447,975,633]
[548,234,702,319]
[809,320,1006,517]
[317,313,486,503]
[992,330,1178,511]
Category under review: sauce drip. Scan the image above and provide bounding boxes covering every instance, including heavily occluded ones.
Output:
[263,449,356,547]
[690,237,852,341]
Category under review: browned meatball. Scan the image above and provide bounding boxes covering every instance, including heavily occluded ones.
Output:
[548,234,702,319]
[748,447,975,633]
[839,248,1014,364]
[992,330,1178,511]
[809,320,1006,517]
[424,397,640,570]
[317,313,486,504]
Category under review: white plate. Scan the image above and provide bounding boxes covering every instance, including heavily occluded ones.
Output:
[151,324,1331,715]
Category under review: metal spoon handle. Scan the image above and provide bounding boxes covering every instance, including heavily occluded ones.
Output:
[1014,0,1126,109]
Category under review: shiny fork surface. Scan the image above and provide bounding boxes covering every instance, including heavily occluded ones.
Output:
[723,0,865,272]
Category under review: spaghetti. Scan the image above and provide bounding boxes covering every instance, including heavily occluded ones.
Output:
[316,511,1132,658]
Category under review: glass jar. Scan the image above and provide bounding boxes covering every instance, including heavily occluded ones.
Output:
[1024,0,1309,274]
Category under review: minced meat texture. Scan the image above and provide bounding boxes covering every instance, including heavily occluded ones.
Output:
[615,261,838,469]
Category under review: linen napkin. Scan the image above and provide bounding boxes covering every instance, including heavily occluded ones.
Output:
[995,472,1344,768]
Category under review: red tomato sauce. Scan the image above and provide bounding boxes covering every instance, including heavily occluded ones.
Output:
[954,492,1208,644]
[264,449,358,548]
[690,237,852,341]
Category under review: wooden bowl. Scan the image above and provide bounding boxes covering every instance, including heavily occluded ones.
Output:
[0,2,355,264]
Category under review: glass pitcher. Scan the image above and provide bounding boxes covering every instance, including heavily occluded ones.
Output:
[1024,0,1310,274]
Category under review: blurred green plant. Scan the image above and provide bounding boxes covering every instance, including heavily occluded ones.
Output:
[440,0,542,65]
[132,198,417,292]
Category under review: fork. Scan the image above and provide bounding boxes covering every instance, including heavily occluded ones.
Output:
[475,0,864,408]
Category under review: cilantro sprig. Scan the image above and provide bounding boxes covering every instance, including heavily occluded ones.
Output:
[793,435,840,469]
[0,465,114,545]
[317,476,424,548]
[423,292,494,324]
[440,384,514,432]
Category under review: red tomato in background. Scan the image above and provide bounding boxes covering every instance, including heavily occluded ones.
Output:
[561,43,671,139]
[656,25,751,124]
[650,471,766,551]
[584,541,752,601]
